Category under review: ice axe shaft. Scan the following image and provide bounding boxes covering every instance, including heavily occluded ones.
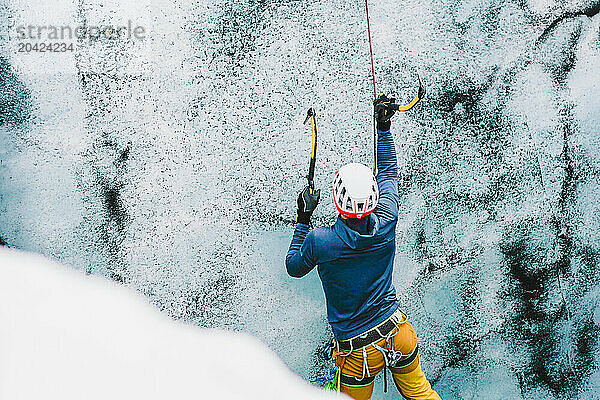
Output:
[304,108,317,194]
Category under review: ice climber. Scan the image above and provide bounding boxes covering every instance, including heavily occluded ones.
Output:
[286,95,442,400]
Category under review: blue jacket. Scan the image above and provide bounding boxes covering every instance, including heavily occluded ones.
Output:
[285,129,400,341]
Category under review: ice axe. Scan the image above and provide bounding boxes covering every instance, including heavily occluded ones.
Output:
[303,108,318,195]
[375,74,426,114]
[388,74,426,111]
[373,74,426,174]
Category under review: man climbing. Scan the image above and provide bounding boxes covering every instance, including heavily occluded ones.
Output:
[286,95,441,400]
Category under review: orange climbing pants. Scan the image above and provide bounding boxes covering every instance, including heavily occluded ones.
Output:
[335,316,441,400]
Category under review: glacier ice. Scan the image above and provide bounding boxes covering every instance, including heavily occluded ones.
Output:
[0,0,599,398]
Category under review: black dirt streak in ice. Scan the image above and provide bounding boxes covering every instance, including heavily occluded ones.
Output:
[0,56,31,127]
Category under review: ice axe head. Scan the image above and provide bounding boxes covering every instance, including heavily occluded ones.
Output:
[304,107,315,125]
[417,74,426,99]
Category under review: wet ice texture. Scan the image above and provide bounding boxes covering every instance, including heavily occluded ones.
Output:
[1,0,599,398]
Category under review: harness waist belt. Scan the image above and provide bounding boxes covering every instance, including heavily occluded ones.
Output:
[337,309,404,352]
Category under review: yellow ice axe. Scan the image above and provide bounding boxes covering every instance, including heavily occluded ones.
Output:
[303,108,318,195]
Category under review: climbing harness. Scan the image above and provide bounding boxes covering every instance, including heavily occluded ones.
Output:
[336,309,405,352]
[364,0,426,174]
[303,108,318,195]
[325,309,418,393]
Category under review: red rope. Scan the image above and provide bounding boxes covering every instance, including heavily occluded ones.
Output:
[364,0,377,99]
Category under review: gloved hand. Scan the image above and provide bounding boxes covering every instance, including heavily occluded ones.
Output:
[297,186,320,225]
[373,94,396,132]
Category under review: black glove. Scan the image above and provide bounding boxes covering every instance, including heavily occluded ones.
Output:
[297,186,320,225]
[373,94,396,132]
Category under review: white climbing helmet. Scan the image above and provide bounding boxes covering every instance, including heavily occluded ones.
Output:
[332,163,379,219]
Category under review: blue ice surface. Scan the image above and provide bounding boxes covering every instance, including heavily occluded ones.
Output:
[255,227,325,306]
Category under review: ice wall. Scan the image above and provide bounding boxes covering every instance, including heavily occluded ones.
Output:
[1,0,599,398]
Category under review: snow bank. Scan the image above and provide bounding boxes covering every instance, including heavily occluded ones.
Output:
[0,247,334,400]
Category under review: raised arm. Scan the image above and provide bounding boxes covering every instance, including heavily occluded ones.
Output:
[373,97,400,222]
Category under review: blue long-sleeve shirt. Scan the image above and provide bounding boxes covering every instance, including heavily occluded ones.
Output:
[285,129,400,341]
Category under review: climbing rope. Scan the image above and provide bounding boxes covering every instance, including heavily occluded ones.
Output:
[363,0,426,175]
[364,0,379,174]
[364,0,377,98]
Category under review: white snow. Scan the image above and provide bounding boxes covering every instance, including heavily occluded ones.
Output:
[0,247,335,400]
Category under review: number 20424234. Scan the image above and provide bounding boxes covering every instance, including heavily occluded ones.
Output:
[18,42,75,53]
